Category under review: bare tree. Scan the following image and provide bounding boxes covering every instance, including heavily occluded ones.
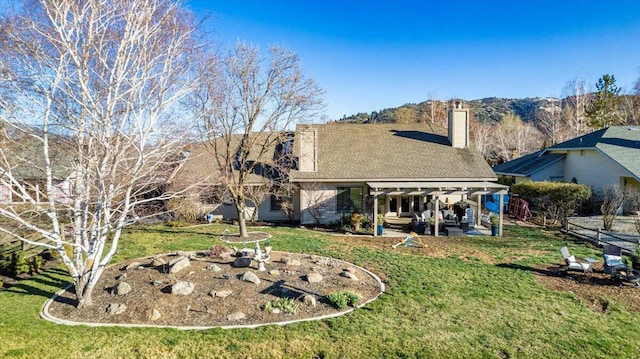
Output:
[562,78,591,138]
[195,43,324,237]
[244,184,272,223]
[0,0,199,307]
[536,99,570,146]
[469,117,494,160]
[419,94,447,130]
[596,185,626,231]
[493,113,543,162]
[301,182,332,226]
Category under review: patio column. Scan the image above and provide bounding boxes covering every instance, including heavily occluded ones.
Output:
[434,194,440,237]
[373,194,379,237]
[476,194,481,227]
[499,192,504,237]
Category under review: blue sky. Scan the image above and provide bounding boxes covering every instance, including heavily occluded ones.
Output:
[187,0,640,121]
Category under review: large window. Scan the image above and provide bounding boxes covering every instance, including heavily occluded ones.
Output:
[270,194,288,211]
[337,187,363,212]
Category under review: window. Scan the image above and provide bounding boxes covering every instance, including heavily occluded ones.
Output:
[337,187,363,212]
[270,195,287,211]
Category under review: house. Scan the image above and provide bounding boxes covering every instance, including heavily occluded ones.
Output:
[493,126,640,194]
[0,131,74,205]
[168,134,297,223]
[289,101,508,235]
[172,101,508,235]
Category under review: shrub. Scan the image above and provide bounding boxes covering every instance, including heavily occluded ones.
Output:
[209,245,231,257]
[327,290,361,309]
[29,255,44,274]
[511,181,591,227]
[166,194,212,223]
[630,248,640,270]
[593,185,625,231]
[10,251,30,276]
[263,297,299,315]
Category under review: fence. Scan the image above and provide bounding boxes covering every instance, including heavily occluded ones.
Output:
[564,217,639,254]
[0,235,48,265]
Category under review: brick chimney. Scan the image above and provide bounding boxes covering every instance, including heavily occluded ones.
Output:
[448,100,469,148]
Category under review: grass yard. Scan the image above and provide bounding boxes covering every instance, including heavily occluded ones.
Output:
[1,223,639,358]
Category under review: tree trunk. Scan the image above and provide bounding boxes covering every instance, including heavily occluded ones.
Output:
[237,205,249,238]
[75,281,94,308]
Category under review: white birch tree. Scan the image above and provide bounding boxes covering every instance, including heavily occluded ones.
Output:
[0,0,199,307]
[194,43,324,238]
[562,78,591,138]
[536,99,571,146]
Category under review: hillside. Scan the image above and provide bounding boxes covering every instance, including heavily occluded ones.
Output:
[337,97,562,124]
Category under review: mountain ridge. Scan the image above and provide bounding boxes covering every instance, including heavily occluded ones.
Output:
[336,97,562,124]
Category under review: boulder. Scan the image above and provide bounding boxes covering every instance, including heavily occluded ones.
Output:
[344,267,357,274]
[303,294,317,307]
[114,281,132,296]
[241,271,261,284]
[149,308,161,321]
[340,271,359,281]
[282,257,301,266]
[306,271,323,283]
[151,257,166,267]
[209,290,233,298]
[268,269,281,276]
[227,312,246,321]
[169,257,190,273]
[171,281,195,296]
[106,303,127,315]
[205,263,222,272]
[124,262,142,270]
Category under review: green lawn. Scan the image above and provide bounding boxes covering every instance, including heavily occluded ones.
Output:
[1,224,638,358]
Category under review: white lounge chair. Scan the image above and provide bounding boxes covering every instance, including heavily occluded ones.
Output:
[560,246,592,273]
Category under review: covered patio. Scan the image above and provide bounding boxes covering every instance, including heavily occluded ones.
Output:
[368,181,509,237]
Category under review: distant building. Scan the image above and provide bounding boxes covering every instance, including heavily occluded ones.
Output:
[493,125,640,194]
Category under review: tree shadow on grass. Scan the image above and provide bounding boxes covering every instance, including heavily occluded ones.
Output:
[3,267,71,299]
[496,263,560,277]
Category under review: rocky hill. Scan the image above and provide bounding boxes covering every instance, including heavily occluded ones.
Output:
[337,97,563,124]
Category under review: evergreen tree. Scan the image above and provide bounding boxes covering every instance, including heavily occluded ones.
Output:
[587,74,622,128]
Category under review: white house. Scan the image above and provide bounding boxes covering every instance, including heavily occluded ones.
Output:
[493,126,640,194]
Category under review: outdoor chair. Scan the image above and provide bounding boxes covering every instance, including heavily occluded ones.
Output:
[603,244,628,274]
[560,246,592,273]
[602,244,640,286]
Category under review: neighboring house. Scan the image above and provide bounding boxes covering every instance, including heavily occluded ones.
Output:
[168,135,297,223]
[172,102,509,235]
[290,101,508,234]
[0,133,74,205]
[493,126,640,194]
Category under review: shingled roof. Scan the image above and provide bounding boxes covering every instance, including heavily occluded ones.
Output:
[290,123,497,182]
[493,126,640,181]
[170,133,286,190]
[545,126,640,180]
[492,150,565,177]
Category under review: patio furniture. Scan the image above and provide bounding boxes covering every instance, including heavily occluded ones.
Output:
[560,246,592,273]
[444,226,463,236]
[603,244,640,286]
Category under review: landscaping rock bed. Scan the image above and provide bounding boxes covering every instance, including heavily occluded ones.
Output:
[43,250,384,328]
